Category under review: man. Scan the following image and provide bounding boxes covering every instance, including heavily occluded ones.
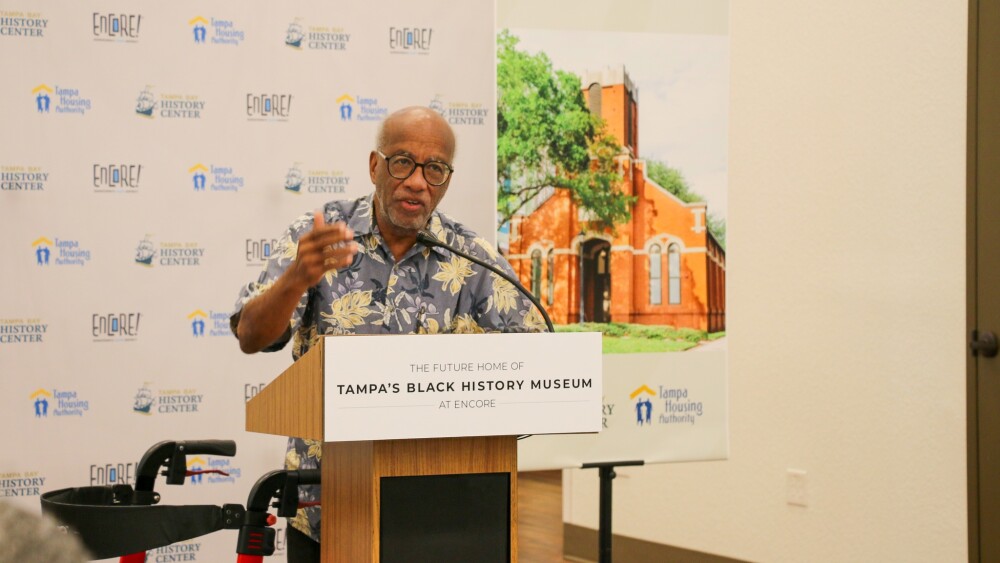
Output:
[231,106,545,561]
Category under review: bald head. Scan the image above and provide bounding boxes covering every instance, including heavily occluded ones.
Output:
[376,106,456,159]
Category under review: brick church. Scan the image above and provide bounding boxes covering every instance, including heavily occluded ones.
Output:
[505,67,726,332]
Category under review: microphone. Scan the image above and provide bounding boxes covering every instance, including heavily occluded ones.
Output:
[416,230,554,333]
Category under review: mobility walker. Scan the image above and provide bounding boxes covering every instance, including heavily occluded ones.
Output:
[40,439,319,562]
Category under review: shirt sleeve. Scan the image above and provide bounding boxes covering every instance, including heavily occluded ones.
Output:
[229,213,314,352]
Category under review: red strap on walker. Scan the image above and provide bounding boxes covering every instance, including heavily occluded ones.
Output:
[186,469,230,478]
[120,553,146,563]
[236,555,264,563]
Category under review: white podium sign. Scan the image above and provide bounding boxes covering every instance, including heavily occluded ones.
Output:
[323,332,602,441]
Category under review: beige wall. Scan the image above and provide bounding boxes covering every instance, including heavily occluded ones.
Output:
[500,0,969,560]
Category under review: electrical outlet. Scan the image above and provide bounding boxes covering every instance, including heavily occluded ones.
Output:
[786,469,808,507]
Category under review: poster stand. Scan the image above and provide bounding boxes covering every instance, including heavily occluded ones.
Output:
[581,460,645,563]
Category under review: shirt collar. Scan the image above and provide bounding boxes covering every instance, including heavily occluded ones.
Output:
[351,193,451,259]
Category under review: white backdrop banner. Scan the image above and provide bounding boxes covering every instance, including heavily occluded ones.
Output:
[0,1,495,561]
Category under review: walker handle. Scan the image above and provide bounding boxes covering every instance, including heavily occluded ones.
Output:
[135,440,238,495]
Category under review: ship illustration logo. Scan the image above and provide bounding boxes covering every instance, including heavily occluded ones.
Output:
[135,237,155,266]
[285,22,304,48]
[133,385,154,415]
[429,96,445,116]
[285,167,304,193]
[135,88,156,117]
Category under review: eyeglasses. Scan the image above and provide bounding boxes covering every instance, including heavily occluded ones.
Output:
[377,150,454,187]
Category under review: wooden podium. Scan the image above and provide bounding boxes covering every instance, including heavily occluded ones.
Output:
[245,338,519,563]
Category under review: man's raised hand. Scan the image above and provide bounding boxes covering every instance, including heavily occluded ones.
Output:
[290,210,359,289]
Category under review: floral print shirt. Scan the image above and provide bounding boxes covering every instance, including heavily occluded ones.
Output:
[231,194,544,542]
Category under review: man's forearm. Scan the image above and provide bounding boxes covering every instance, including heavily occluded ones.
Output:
[237,272,310,354]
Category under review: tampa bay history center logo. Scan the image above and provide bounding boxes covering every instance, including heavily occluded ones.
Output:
[189,15,245,46]
[1,165,48,191]
[430,95,490,126]
[0,10,49,38]
[389,26,432,55]
[32,84,92,116]
[630,385,655,426]
[135,235,205,267]
[1,471,47,498]
[33,236,92,266]
[133,383,204,415]
[284,162,350,195]
[135,85,205,119]
[31,387,90,418]
[92,12,141,43]
[151,542,203,561]
[1,318,47,344]
[189,163,244,192]
[284,18,351,51]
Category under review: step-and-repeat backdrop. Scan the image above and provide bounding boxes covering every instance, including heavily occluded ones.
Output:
[0,2,495,560]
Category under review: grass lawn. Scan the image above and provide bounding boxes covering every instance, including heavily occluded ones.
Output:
[556,322,726,354]
[602,336,698,353]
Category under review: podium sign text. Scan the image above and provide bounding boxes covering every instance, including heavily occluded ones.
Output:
[324,332,602,441]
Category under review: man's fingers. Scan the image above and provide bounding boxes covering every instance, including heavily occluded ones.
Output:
[322,241,359,261]
[313,210,326,230]
[310,224,354,248]
[321,241,358,269]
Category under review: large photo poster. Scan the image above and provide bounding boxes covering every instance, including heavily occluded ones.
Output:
[498,27,730,468]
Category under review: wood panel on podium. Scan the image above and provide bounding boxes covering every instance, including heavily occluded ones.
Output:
[246,338,519,563]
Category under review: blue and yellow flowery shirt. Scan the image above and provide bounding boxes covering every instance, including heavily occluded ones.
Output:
[231,194,544,542]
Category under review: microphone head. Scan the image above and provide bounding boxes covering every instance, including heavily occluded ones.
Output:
[415,229,440,245]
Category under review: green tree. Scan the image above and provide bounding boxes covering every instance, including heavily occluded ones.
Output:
[497,30,633,231]
[644,159,700,203]
[707,213,727,250]
[644,158,726,248]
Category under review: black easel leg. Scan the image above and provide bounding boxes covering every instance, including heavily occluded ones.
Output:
[581,460,643,563]
[598,466,615,563]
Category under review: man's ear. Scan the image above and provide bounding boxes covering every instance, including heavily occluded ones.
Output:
[369,151,380,183]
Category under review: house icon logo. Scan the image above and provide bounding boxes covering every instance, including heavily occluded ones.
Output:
[187,456,206,484]
[30,389,52,417]
[188,309,208,337]
[630,385,656,426]
[189,16,208,43]
[189,163,209,191]
[336,94,355,121]
[32,237,52,265]
[32,84,53,113]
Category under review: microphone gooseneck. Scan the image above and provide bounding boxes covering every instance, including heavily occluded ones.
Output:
[416,230,555,333]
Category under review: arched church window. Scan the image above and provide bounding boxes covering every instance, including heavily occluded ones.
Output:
[546,249,555,306]
[668,244,681,304]
[588,83,602,117]
[531,249,542,297]
[649,244,662,305]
